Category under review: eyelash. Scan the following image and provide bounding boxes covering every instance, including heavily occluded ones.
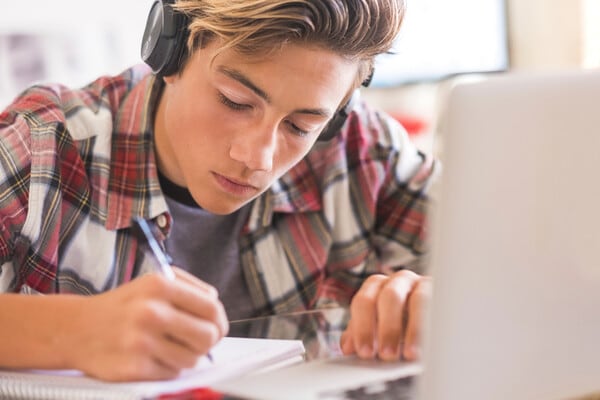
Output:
[286,122,309,137]
[218,92,310,137]
[218,93,249,111]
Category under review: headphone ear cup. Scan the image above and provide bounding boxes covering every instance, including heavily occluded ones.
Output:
[318,90,360,141]
[141,0,188,76]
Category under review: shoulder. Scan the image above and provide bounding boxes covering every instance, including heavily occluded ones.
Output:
[0,63,153,192]
[343,98,414,152]
[306,99,422,180]
[0,64,151,137]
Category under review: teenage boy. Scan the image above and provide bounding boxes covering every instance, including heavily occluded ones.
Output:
[0,0,435,381]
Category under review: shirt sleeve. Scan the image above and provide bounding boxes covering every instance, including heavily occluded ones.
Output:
[373,110,438,275]
[0,101,34,281]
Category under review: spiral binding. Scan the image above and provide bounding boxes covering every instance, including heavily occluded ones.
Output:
[0,372,139,400]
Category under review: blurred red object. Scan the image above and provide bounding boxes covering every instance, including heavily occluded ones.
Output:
[388,112,428,136]
[158,387,224,400]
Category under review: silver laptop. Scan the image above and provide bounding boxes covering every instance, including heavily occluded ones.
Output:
[419,68,600,400]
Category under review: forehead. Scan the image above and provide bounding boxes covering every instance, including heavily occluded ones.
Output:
[208,42,360,101]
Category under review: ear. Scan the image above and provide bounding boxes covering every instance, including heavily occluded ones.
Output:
[163,74,178,84]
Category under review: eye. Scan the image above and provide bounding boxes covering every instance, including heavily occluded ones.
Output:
[218,92,250,111]
[285,120,310,137]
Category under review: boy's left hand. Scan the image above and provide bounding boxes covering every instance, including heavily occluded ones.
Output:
[340,269,431,361]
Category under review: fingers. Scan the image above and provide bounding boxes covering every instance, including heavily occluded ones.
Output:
[117,332,197,380]
[136,279,225,375]
[126,297,221,353]
[145,274,229,359]
[78,275,228,382]
[349,275,387,358]
[172,267,219,298]
[343,270,430,362]
[153,333,205,371]
[402,277,431,360]
[147,271,229,338]
[160,308,222,355]
[172,285,229,337]
[376,270,420,361]
[340,326,355,355]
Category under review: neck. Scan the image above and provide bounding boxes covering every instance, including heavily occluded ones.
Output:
[153,84,186,187]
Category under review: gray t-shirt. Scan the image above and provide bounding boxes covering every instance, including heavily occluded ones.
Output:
[162,195,256,322]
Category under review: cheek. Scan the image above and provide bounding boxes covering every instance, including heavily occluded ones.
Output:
[273,137,317,176]
[166,95,224,148]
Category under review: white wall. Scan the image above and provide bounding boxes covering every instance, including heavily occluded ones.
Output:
[582,0,600,67]
[0,0,154,107]
[507,0,583,70]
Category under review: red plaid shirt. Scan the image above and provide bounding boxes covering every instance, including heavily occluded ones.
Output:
[0,65,435,315]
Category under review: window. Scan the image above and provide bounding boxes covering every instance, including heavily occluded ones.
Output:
[371,0,509,87]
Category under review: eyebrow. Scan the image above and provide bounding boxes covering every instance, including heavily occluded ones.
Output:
[217,66,332,118]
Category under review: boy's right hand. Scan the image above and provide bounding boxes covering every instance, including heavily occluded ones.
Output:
[68,268,228,381]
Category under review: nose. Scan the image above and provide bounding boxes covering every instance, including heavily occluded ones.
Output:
[229,122,276,171]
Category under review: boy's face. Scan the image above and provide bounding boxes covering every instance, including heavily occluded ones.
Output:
[154,39,359,214]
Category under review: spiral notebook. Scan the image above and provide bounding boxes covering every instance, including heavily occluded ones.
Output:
[0,337,305,400]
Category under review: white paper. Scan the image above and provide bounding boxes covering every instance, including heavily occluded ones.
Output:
[0,337,305,400]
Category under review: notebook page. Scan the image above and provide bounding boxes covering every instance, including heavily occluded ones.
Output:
[0,337,305,400]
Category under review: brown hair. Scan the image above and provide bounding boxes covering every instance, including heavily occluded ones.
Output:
[173,0,405,87]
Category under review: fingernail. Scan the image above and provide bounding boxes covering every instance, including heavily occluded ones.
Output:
[381,346,397,360]
[359,345,373,358]
[340,338,350,353]
[404,345,419,360]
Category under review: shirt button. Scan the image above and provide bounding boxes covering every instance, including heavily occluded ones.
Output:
[156,214,168,229]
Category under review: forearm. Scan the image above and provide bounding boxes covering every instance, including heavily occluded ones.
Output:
[0,293,87,370]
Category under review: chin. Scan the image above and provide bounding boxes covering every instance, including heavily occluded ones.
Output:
[198,198,252,215]
[207,205,243,215]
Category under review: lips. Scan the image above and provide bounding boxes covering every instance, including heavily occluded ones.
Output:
[217,173,258,188]
[211,172,260,196]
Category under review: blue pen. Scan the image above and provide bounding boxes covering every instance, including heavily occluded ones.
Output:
[132,216,176,281]
[132,217,214,363]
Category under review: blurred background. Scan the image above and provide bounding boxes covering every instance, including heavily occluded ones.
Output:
[0,0,598,157]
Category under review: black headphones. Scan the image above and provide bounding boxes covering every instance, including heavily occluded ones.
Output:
[141,0,371,141]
